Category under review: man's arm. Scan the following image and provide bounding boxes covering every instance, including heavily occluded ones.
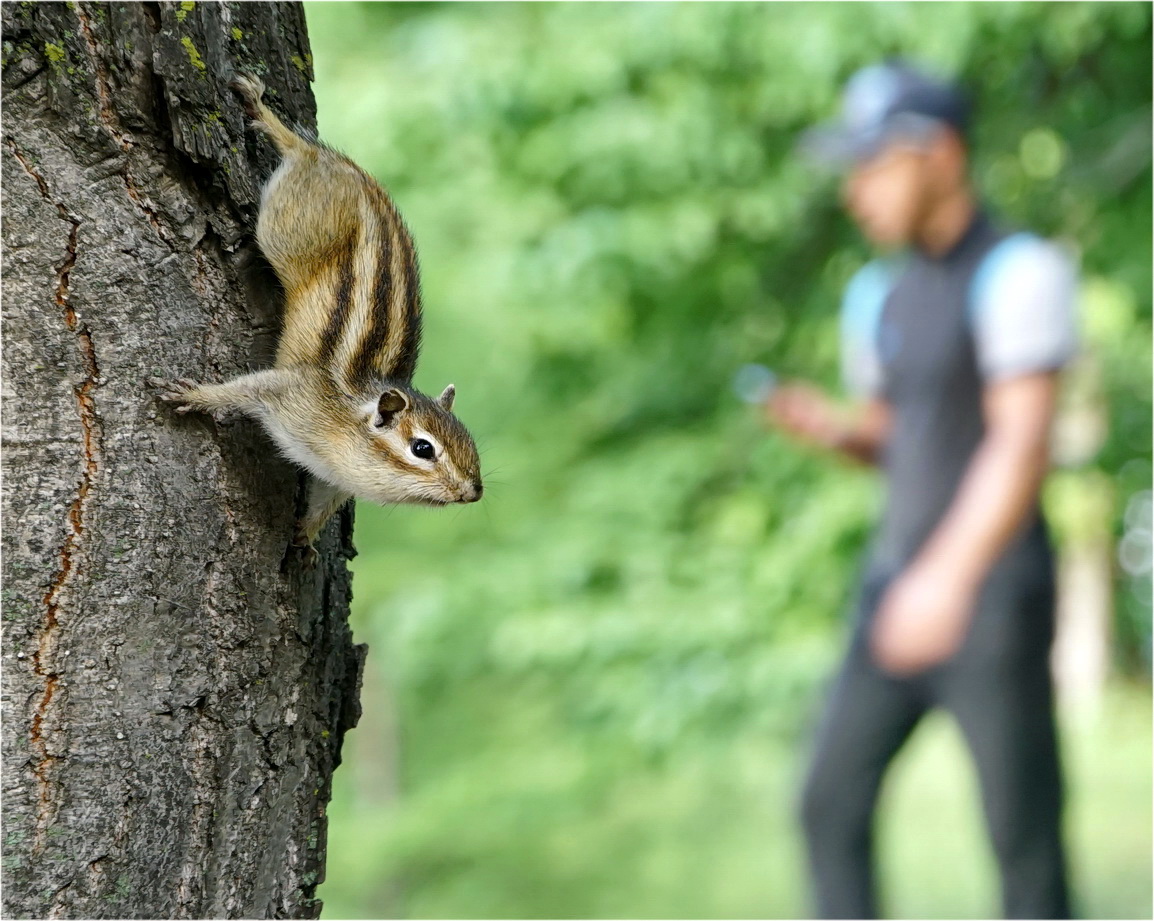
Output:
[870,371,1060,674]
[765,383,891,466]
[915,371,1057,583]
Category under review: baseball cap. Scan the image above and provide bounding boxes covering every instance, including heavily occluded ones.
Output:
[800,61,971,167]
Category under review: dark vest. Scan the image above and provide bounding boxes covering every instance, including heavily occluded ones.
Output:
[870,212,1048,571]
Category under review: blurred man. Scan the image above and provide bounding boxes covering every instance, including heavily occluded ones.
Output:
[769,62,1078,919]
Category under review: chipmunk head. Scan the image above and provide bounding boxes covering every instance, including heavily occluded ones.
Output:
[355,382,482,506]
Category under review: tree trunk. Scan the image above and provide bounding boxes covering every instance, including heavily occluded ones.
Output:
[2,3,364,917]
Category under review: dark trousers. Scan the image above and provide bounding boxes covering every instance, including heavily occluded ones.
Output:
[800,546,1072,919]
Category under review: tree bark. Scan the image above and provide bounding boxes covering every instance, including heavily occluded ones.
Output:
[2,3,364,917]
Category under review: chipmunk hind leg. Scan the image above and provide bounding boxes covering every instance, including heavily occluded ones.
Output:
[230,73,310,156]
[253,158,363,294]
[293,478,353,553]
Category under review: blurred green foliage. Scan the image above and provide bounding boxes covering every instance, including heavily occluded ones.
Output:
[303,3,1151,917]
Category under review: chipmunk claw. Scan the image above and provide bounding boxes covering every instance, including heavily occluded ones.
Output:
[229,74,266,118]
[291,523,319,569]
[150,377,201,412]
[150,378,238,423]
[151,376,198,398]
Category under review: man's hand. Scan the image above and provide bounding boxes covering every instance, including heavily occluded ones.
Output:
[765,383,847,449]
[765,382,890,465]
[870,560,977,675]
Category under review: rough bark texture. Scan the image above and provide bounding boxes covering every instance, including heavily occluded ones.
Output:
[2,3,365,918]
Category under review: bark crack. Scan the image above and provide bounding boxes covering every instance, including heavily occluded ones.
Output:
[6,63,50,93]
[73,1,177,250]
[6,139,104,854]
[177,705,219,915]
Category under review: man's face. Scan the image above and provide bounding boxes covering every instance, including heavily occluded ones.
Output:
[841,143,932,249]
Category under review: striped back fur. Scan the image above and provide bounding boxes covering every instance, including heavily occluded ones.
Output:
[311,177,424,394]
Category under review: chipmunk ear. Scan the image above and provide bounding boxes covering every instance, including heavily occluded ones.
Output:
[437,384,456,412]
[373,388,410,428]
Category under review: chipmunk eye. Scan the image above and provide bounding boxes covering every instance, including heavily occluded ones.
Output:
[410,438,436,460]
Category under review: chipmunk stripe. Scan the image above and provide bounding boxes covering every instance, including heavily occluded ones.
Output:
[346,205,423,388]
[347,242,393,387]
[334,217,381,389]
[320,243,357,370]
[391,240,423,383]
[347,228,398,388]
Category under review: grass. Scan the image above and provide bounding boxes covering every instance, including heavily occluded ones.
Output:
[880,684,1152,919]
[321,671,1150,919]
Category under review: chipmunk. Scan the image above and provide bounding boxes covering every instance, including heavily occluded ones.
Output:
[153,75,482,562]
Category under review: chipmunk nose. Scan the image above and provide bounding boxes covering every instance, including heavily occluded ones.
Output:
[457,480,483,503]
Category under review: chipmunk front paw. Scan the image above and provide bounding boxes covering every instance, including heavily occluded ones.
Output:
[150,377,204,414]
[149,378,239,424]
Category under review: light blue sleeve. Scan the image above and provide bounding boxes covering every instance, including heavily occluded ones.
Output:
[970,234,1079,382]
[840,261,892,399]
